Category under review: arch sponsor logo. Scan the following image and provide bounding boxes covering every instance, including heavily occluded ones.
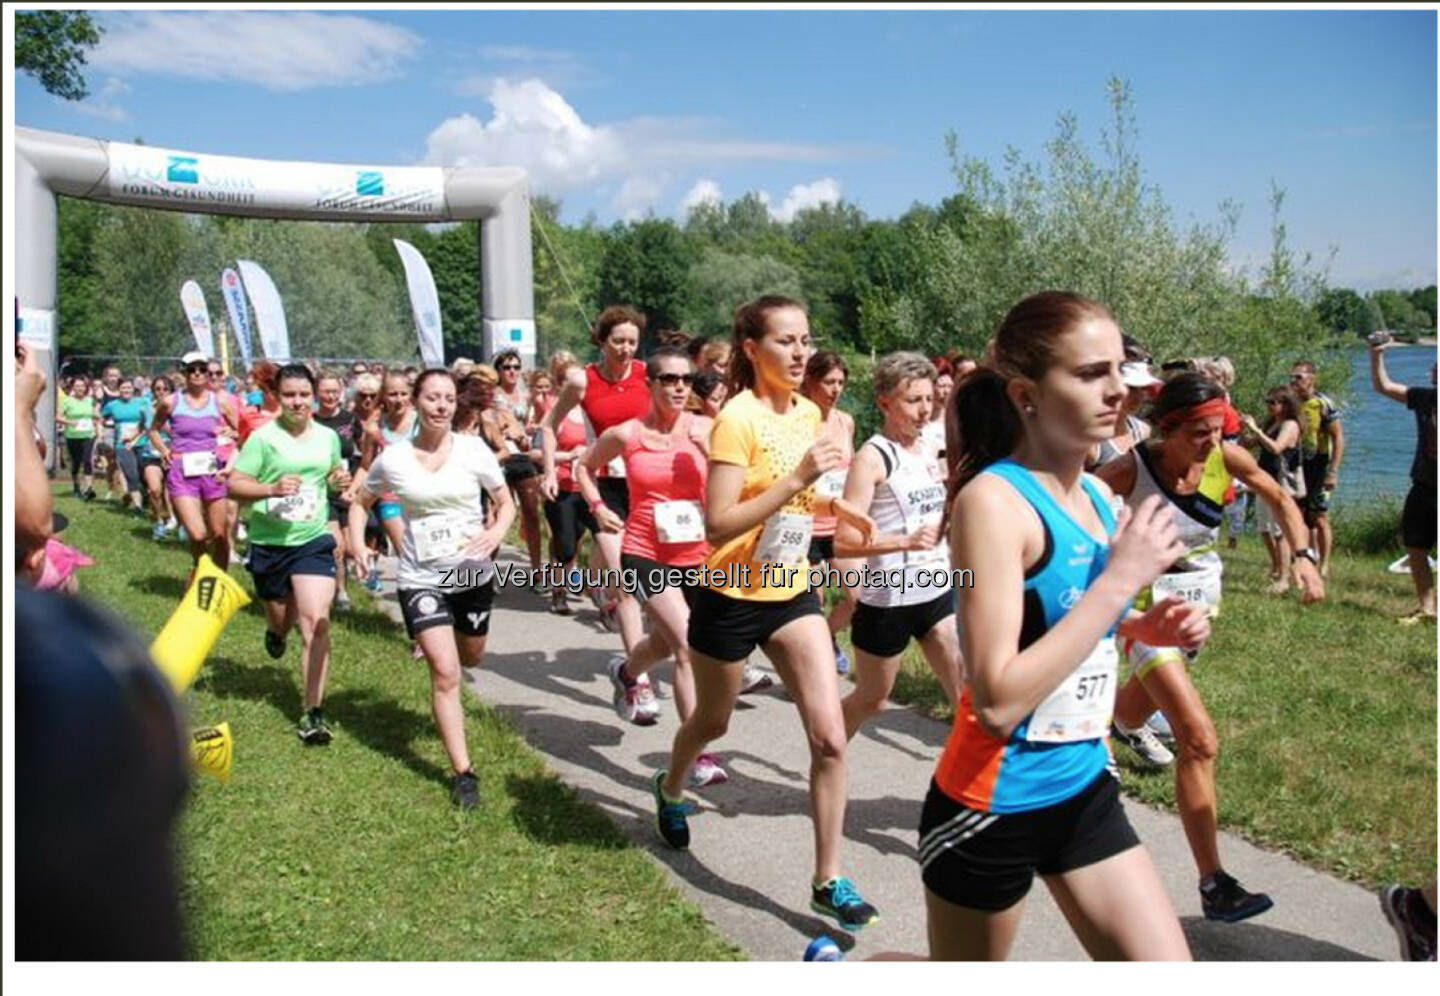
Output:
[110,145,258,206]
[312,168,444,214]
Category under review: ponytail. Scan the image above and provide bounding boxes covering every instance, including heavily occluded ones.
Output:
[950,369,1023,491]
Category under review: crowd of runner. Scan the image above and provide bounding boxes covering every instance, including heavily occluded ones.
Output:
[34,290,1438,961]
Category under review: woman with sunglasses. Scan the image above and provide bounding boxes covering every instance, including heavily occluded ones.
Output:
[576,349,729,785]
[57,373,100,500]
[148,351,241,576]
[349,370,516,808]
[359,371,420,570]
[229,364,351,745]
[540,307,650,653]
[140,376,177,539]
[1241,387,1304,594]
[652,295,882,933]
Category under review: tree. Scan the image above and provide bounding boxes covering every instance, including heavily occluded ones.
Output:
[596,219,695,346]
[17,10,102,101]
[682,249,803,338]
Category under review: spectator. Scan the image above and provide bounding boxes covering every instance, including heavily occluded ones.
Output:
[1370,339,1436,623]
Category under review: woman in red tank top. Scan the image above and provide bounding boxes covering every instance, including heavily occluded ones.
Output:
[576,347,728,787]
[539,306,650,654]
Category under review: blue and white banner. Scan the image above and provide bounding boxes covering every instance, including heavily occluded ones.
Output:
[180,280,215,358]
[236,260,291,362]
[393,239,445,368]
[220,268,255,369]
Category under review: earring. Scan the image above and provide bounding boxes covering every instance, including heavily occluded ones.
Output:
[1024,404,1037,415]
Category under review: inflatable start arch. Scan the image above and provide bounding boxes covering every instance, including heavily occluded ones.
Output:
[14,126,536,465]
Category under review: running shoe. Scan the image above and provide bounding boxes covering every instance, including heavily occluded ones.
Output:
[1145,711,1175,745]
[264,629,287,660]
[1379,884,1437,961]
[82,489,96,502]
[1111,720,1174,768]
[652,770,696,849]
[608,656,656,726]
[1398,608,1437,626]
[689,752,729,789]
[803,935,845,961]
[597,600,620,633]
[450,770,480,811]
[811,877,880,933]
[833,643,851,677]
[177,525,188,543]
[364,564,382,592]
[739,662,774,695]
[334,590,352,613]
[296,708,333,746]
[634,672,660,723]
[1200,871,1273,923]
[549,589,573,615]
[152,522,169,541]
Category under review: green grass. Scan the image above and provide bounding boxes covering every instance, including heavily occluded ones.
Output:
[861,532,1437,889]
[57,492,741,961]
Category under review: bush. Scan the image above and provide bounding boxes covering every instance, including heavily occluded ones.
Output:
[1332,495,1405,556]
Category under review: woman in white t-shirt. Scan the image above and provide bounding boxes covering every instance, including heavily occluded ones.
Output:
[347,369,516,811]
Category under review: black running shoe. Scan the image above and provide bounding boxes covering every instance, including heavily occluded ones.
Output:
[811,876,880,933]
[265,629,287,659]
[1200,871,1273,923]
[652,770,695,849]
[451,770,480,811]
[296,708,332,746]
[1379,885,1437,961]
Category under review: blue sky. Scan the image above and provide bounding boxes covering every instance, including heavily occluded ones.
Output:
[13,7,1438,291]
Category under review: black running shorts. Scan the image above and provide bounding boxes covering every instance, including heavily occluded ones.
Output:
[850,590,954,658]
[1402,484,1436,551]
[397,580,496,639]
[687,584,822,662]
[918,769,1140,912]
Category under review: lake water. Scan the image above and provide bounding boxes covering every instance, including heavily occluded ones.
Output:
[1322,343,1438,506]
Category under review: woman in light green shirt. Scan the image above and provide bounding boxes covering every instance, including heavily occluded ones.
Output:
[57,374,100,499]
[229,364,350,746]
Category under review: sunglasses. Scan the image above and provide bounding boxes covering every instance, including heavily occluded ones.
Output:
[498,363,521,371]
[655,372,695,387]
[185,364,208,374]
[208,370,223,377]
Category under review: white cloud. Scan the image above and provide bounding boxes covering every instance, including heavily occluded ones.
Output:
[70,76,130,123]
[681,179,724,213]
[422,78,850,198]
[455,44,589,96]
[613,176,665,221]
[771,178,842,222]
[91,12,421,90]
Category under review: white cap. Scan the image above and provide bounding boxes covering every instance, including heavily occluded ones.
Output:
[181,350,209,367]
[1120,361,1162,388]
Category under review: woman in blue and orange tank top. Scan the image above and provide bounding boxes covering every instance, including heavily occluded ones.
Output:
[927,291,1210,960]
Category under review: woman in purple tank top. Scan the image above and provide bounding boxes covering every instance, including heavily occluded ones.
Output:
[148,352,240,575]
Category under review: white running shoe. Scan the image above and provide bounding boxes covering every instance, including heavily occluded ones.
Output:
[608,656,658,726]
[1111,721,1175,768]
[739,662,774,695]
[634,672,660,723]
[689,752,729,788]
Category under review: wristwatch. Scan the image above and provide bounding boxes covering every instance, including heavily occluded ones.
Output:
[1294,547,1320,565]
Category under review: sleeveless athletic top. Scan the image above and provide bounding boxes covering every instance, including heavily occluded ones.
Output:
[857,434,949,608]
[170,391,223,456]
[583,360,649,478]
[1257,418,1300,488]
[380,412,419,448]
[933,459,1118,814]
[810,411,853,541]
[1091,415,1148,468]
[620,414,710,565]
[553,407,591,493]
[1131,443,1227,576]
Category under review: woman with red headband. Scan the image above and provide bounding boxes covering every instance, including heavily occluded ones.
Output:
[1095,371,1324,925]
